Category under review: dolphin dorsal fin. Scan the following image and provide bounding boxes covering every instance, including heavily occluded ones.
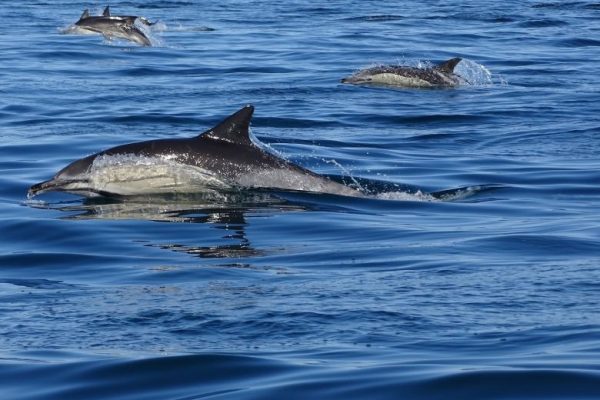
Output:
[80,9,90,20]
[103,6,111,17]
[200,105,255,146]
[436,57,462,73]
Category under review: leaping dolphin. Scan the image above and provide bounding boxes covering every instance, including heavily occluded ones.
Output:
[68,6,153,46]
[28,106,363,199]
[341,57,464,88]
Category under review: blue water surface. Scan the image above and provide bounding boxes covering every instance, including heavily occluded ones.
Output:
[1,1,600,399]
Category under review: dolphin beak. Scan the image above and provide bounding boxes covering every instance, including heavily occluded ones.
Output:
[341,76,362,84]
[28,178,88,198]
[28,178,60,198]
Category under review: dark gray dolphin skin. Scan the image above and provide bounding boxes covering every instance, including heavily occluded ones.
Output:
[100,6,155,26]
[72,6,153,46]
[341,57,464,88]
[28,106,363,199]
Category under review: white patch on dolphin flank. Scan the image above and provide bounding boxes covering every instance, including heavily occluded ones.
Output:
[87,154,231,195]
[369,73,434,87]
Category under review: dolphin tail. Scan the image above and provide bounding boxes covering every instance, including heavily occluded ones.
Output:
[79,9,90,20]
[436,57,462,73]
[103,6,111,17]
[115,20,152,46]
[134,29,153,46]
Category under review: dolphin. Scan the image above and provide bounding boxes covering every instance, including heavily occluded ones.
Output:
[69,6,153,46]
[341,57,464,88]
[28,106,363,199]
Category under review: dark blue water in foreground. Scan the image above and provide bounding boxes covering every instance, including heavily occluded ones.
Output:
[1,1,600,399]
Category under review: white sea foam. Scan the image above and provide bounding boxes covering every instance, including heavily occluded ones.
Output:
[373,190,438,202]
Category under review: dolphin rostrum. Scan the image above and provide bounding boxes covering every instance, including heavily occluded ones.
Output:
[69,6,153,46]
[341,57,464,88]
[28,106,363,199]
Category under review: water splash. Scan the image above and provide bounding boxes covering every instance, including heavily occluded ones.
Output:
[373,190,437,201]
[169,24,216,32]
[324,159,367,193]
[150,21,168,33]
[453,59,487,85]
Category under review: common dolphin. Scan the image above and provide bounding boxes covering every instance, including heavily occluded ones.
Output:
[341,57,464,88]
[69,6,153,46]
[28,106,363,199]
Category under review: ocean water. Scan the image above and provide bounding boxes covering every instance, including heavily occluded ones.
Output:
[1,0,600,398]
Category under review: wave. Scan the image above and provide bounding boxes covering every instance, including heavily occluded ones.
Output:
[342,15,406,22]
[2,351,600,400]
